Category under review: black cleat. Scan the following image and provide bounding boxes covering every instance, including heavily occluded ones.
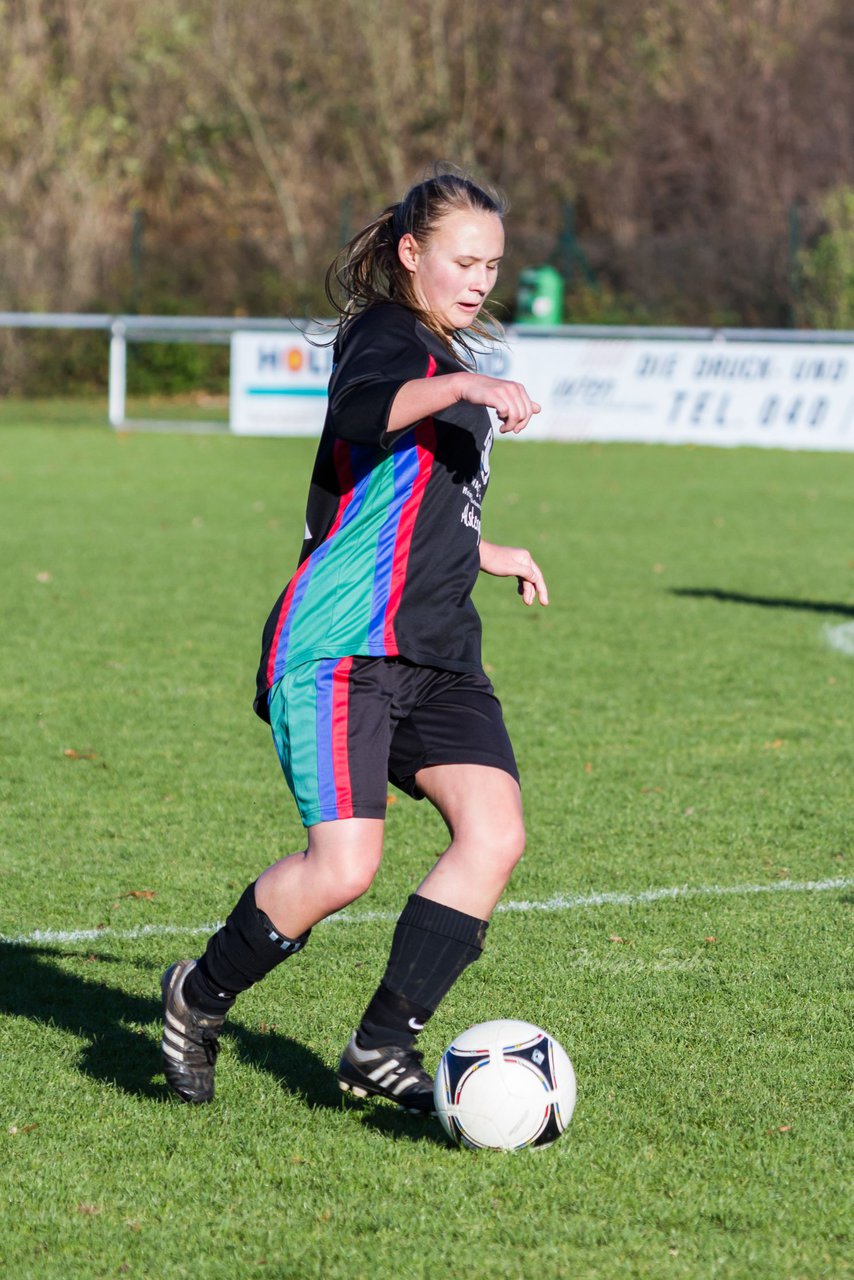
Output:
[337,1033,435,1113]
[160,959,226,1104]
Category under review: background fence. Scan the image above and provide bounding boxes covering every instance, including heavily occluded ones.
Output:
[1,313,852,448]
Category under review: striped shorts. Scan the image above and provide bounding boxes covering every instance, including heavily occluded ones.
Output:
[267,656,518,828]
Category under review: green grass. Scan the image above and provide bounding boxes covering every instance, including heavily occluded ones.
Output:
[1,398,852,1279]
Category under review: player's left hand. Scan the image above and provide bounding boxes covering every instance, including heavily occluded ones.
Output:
[479,541,549,607]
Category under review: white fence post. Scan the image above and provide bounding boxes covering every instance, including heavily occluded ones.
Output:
[108,320,126,428]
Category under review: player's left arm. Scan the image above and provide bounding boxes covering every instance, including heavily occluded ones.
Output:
[479,539,549,607]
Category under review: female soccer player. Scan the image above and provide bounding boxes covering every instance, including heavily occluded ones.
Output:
[161,172,548,1111]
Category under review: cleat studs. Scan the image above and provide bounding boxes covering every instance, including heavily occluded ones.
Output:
[338,1081,369,1099]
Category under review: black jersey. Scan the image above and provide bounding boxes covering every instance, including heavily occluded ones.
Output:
[254,302,494,721]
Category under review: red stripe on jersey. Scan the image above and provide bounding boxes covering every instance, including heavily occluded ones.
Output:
[331,655,354,817]
[265,439,355,689]
[383,355,438,651]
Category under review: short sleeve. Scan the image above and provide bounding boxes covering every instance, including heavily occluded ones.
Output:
[327,305,430,447]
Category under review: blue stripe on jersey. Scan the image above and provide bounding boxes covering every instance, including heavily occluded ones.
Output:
[366,442,422,651]
[271,443,375,685]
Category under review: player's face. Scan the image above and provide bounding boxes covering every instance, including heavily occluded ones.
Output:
[399,209,505,331]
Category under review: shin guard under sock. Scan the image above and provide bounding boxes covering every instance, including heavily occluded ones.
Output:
[185,882,310,1015]
[357,894,488,1049]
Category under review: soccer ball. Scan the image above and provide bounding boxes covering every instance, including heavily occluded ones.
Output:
[433,1019,576,1151]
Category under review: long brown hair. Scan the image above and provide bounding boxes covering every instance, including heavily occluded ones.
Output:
[325,171,507,362]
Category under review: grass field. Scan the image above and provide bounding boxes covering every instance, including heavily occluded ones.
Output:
[1,398,852,1280]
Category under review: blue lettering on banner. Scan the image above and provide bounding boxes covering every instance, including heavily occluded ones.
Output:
[258,348,280,370]
[693,355,774,380]
[254,345,333,376]
[792,359,847,382]
[636,354,678,378]
[553,376,614,405]
[668,390,732,427]
[307,347,334,375]
[760,396,829,429]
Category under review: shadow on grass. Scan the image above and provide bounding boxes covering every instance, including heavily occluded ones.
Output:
[354,1103,449,1147]
[671,587,854,617]
[0,943,339,1111]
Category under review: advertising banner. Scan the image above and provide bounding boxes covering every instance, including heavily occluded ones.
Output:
[502,337,854,450]
[230,329,854,451]
[230,329,332,436]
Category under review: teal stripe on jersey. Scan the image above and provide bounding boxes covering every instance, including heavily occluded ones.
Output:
[281,450,399,667]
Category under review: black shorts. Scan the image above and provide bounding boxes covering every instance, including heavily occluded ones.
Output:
[268,656,518,827]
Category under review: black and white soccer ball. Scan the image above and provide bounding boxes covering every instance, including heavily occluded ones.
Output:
[434,1019,576,1151]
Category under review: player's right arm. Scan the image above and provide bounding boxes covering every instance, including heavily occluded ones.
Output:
[388,372,540,436]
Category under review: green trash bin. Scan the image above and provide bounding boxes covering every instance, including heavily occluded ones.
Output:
[516,265,564,325]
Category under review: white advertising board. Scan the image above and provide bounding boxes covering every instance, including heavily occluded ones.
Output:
[502,337,854,450]
[230,330,332,436]
[231,329,854,451]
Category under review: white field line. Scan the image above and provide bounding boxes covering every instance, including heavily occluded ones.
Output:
[824,621,854,657]
[2,876,851,948]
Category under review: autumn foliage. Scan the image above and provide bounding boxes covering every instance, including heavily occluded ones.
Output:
[1,0,852,355]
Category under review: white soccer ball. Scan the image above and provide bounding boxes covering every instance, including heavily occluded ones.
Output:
[434,1019,576,1151]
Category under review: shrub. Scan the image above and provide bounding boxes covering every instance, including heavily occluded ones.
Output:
[797,188,854,330]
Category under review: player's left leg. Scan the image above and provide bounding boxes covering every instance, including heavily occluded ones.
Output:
[338,667,524,1112]
[413,762,525,918]
[341,763,524,1107]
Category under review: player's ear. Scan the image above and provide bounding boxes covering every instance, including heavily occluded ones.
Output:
[398,233,420,274]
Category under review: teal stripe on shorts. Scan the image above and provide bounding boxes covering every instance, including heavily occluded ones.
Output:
[268,666,322,824]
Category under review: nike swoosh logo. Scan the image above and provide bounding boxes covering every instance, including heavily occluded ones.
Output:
[408,1017,425,1031]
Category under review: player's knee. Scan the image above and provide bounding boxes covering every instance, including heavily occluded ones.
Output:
[481,813,526,876]
[323,851,382,909]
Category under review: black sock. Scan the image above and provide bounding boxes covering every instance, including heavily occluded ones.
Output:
[356,894,488,1050]
[357,983,434,1051]
[184,882,310,1016]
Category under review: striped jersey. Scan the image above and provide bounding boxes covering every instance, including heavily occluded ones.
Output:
[254,303,494,721]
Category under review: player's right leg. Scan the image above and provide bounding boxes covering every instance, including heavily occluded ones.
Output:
[161,656,393,1104]
[161,818,385,1103]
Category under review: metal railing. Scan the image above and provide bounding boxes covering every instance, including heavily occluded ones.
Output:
[0,312,318,432]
